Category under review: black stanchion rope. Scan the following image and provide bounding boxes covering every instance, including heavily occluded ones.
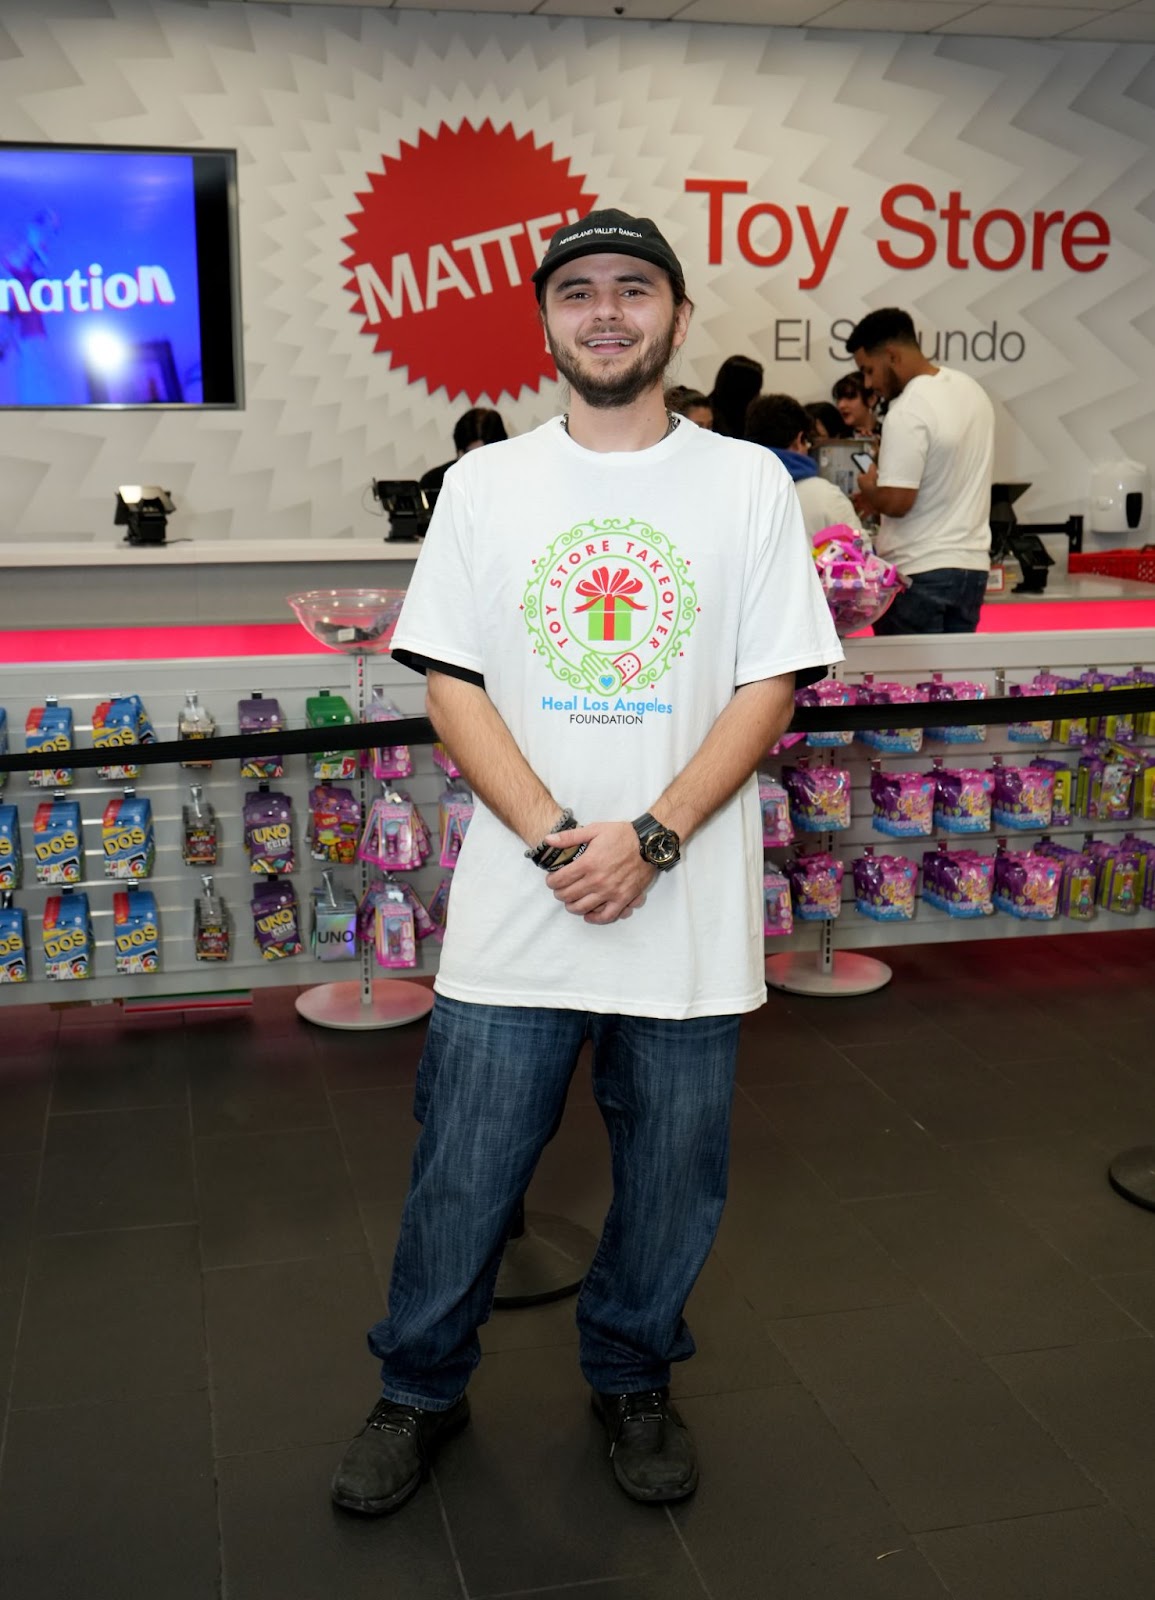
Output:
[0,685,1153,775]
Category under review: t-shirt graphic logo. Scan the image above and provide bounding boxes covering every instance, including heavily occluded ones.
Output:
[523,519,699,697]
[573,567,645,642]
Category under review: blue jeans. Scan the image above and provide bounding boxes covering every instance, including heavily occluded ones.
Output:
[368,996,740,1409]
[874,567,988,634]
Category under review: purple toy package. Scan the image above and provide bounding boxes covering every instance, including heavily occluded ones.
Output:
[782,765,852,833]
[919,674,988,743]
[869,770,934,837]
[238,695,285,780]
[852,853,917,921]
[992,848,1060,920]
[796,681,856,748]
[784,853,844,920]
[921,847,995,918]
[1007,674,1059,744]
[990,763,1055,830]
[855,679,925,754]
[933,768,993,834]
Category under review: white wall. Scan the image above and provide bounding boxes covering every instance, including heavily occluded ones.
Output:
[0,0,1151,542]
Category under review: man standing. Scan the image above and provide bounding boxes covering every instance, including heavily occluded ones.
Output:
[848,308,995,635]
[331,209,842,1518]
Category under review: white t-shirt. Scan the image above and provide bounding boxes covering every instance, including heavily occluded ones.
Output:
[390,417,843,1020]
[794,475,863,541]
[875,366,995,576]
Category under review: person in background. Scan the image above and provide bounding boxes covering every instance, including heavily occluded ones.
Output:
[804,400,852,442]
[746,394,863,541]
[708,353,763,438]
[419,407,508,499]
[832,372,878,437]
[847,307,994,635]
[664,385,713,428]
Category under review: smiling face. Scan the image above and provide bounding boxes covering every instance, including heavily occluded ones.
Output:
[540,253,691,409]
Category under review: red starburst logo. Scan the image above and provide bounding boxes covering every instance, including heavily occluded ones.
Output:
[342,121,597,403]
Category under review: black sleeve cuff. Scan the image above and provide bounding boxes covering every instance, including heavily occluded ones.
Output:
[392,649,485,689]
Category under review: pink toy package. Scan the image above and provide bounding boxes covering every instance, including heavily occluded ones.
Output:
[782,764,852,833]
[763,870,793,936]
[921,846,994,918]
[367,691,413,781]
[758,776,793,848]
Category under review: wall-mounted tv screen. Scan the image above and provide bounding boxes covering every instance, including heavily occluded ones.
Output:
[0,144,241,408]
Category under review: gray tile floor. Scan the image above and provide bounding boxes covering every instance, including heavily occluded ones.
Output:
[2,931,1155,1598]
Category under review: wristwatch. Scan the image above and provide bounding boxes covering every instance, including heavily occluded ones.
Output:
[632,812,681,872]
[526,809,587,873]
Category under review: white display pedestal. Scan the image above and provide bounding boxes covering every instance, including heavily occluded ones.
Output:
[766,947,893,997]
[289,596,434,1033]
[295,976,433,1030]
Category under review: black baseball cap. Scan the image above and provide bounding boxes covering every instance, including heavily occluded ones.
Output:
[531,208,685,302]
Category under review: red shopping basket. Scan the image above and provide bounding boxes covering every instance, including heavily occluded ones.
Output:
[1069,545,1155,584]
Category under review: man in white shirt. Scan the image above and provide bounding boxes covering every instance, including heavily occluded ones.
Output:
[849,308,995,634]
[331,209,841,1520]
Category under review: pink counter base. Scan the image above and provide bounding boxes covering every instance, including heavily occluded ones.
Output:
[0,600,1152,664]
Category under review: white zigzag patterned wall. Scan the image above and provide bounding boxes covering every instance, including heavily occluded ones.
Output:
[0,0,1151,544]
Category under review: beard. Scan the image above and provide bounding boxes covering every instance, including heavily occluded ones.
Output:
[546,315,678,410]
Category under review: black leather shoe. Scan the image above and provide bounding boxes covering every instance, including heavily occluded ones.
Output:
[591,1387,698,1503]
[331,1394,470,1516]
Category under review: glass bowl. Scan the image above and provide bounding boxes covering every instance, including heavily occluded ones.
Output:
[287,589,406,654]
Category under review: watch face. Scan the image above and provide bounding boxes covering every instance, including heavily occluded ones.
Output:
[644,828,680,866]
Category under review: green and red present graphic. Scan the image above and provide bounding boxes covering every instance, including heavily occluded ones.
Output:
[574,566,646,642]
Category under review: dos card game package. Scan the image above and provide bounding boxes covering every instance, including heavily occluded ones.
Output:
[102,794,156,880]
[33,796,83,884]
[113,887,160,973]
[0,893,28,983]
[0,804,21,890]
[26,700,74,788]
[43,890,93,980]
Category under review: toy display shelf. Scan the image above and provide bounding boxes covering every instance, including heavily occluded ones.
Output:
[0,652,444,1008]
[765,627,1155,975]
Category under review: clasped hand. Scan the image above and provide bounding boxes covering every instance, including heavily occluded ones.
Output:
[542,820,656,926]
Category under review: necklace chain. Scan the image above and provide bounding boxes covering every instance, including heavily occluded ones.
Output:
[562,410,680,444]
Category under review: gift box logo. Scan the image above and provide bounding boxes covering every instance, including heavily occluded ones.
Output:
[573,566,645,643]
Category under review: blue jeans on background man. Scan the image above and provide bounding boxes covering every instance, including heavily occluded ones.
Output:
[368,995,741,1409]
[873,567,989,635]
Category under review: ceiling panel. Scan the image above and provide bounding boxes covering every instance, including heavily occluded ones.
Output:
[239,0,1155,40]
[672,0,831,20]
[1061,5,1155,27]
[933,4,1107,28]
